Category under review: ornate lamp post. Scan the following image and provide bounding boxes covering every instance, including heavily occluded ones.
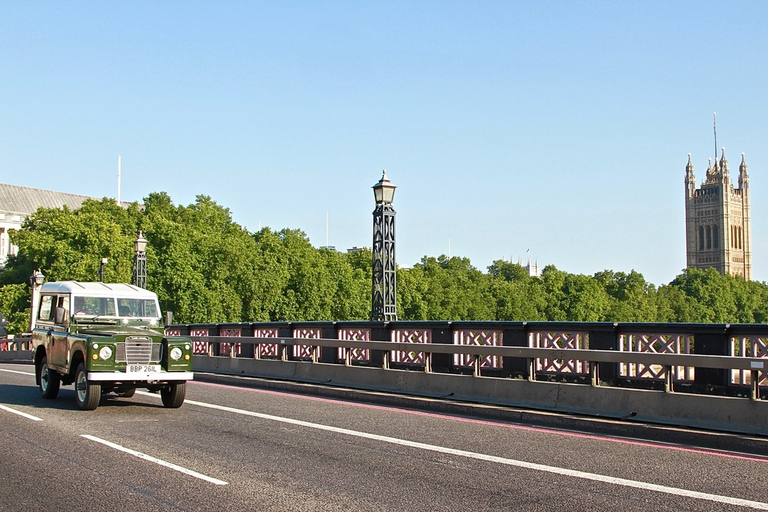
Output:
[133,231,148,289]
[371,170,397,322]
[99,258,108,282]
[29,270,45,332]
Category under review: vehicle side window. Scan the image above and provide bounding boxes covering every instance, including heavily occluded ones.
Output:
[38,295,53,321]
[57,295,70,321]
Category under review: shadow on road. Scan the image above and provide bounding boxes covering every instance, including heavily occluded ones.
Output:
[0,383,165,410]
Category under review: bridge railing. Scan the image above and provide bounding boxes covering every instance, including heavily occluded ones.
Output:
[167,321,768,400]
[0,335,32,351]
[0,334,33,361]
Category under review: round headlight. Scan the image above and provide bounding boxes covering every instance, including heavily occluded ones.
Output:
[99,346,113,360]
[170,347,183,361]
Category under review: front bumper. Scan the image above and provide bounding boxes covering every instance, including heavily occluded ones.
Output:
[86,371,194,382]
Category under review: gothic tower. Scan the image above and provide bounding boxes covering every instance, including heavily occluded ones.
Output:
[684,148,752,280]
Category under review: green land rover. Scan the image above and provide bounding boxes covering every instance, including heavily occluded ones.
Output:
[30,276,193,410]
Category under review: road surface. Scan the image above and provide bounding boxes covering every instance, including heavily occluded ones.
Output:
[2,362,768,511]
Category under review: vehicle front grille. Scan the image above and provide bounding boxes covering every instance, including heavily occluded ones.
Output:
[116,337,161,364]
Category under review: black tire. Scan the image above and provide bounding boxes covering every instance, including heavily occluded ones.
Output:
[39,356,60,399]
[74,362,100,410]
[116,388,136,398]
[161,382,186,408]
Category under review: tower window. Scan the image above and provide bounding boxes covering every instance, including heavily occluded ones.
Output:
[699,226,705,250]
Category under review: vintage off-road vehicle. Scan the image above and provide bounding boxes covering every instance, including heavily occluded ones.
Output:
[30,273,193,410]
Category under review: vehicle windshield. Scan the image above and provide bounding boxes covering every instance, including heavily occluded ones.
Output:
[73,296,116,317]
[73,296,160,319]
[116,298,159,318]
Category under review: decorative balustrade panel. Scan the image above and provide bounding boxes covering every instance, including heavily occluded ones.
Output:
[255,328,281,358]
[190,328,210,354]
[732,336,768,385]
[453,330,502,369]
[338,328,371,362]
[293,328,321,360]
[219,328,242,356]
[165,328,181,336]
[619,333,694,381]
[391,329,431,365]
[530,331,588,374]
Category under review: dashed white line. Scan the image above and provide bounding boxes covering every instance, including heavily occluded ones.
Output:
[0,368,35,376]
[81,434,228,486]
[0,404,43,421]
[141,392,768,510]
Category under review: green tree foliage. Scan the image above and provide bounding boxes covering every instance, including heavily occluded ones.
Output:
[0,283,29,334]
[2,191,768,332]
[398,256,494,320]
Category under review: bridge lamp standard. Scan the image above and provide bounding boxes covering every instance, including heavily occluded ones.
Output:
[133,231,148,289]
[99,258,108,283]
[371,170,397,322]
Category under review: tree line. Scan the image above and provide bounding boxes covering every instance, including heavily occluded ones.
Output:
[1,192,767,334]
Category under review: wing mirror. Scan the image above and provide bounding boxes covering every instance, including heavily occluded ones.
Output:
[54,306,70,327]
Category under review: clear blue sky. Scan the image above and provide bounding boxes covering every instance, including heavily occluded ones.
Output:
[2,1,768,286]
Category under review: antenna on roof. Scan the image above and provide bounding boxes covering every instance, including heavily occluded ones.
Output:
[117,155,122,205]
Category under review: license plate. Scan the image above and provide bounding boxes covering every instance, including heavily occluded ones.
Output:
[126,364,160,373]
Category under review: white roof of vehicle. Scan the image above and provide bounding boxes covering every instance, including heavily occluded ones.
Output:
[40,281,159,299]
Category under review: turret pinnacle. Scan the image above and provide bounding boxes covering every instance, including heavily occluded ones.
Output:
[720,147,728,172]
[739,152,749,189]
[685,153,695,179]
[686,153,697,198]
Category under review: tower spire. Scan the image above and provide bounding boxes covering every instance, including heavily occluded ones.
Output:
[713,112,717,163]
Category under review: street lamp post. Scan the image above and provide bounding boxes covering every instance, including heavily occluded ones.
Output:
[371,170,397,322]
[29,270,45,332]
[99,258,108,282]
[133,231,148,289]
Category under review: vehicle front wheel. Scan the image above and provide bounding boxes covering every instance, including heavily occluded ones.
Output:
[75,362,100,410]
[39,356,60,399]
[160,382,186,408]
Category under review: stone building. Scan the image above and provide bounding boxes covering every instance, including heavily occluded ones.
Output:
[0,183,94,268]
[684,149,752,280]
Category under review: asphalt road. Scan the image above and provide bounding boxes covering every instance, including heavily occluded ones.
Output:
[2,362,768,512]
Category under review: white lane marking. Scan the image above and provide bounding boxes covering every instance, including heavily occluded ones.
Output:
[0,368,35,376]
[0,404,43,421]
[147,392,768,510]
[80,434,228,486]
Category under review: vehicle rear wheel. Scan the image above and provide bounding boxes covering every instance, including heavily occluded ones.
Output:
[39,356,60,399]
[160,382,186,408]
[75,362,100,410]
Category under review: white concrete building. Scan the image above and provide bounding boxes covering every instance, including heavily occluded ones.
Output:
[0,183,94,268]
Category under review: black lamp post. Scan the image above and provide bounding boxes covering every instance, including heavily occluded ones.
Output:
[133,231,147,289]
[371,170,397,322]
[99,258,108,282]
